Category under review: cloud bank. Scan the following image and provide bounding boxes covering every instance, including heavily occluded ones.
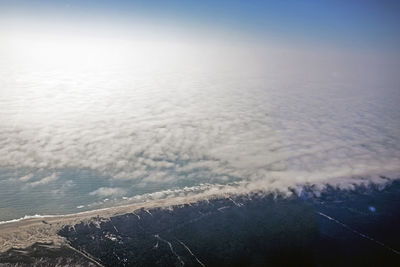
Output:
[0,26,399,220]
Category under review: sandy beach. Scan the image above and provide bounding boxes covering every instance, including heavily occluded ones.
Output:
[1,182,400,266]
[0,191,227,253]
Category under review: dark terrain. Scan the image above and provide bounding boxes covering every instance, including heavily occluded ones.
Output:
[0,242,99,266]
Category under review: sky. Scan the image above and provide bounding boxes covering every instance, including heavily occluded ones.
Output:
[1,0,400,50]
[0,0,400,220]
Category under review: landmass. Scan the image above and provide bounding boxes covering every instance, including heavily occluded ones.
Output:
[1,181,400,266]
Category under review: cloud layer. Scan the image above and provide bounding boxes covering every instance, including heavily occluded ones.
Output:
[0,32,399,220]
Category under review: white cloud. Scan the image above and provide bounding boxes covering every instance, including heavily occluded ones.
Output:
[28,173,58,187]
[89,187,127,197]
[19,174,34,182]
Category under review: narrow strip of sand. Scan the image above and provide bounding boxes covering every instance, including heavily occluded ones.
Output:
[0,192,231,253]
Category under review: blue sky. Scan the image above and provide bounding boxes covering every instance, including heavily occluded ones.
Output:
[1,0,400,50]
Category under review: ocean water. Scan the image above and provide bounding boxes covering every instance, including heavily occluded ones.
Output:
[0,41,400,222]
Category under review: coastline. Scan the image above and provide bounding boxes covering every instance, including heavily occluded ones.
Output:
[0,191,233,253]
[1,178,399,256]
[0,180,400,266]
[1,181,399,266]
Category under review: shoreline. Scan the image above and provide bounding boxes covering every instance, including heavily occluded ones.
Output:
[2,181,399,266]
[0,191,236,253]
[1,170,398,226]
[1,177,398,253]
[2,173,398,226]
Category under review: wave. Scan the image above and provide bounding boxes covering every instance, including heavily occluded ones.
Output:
[0,214,56,225]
